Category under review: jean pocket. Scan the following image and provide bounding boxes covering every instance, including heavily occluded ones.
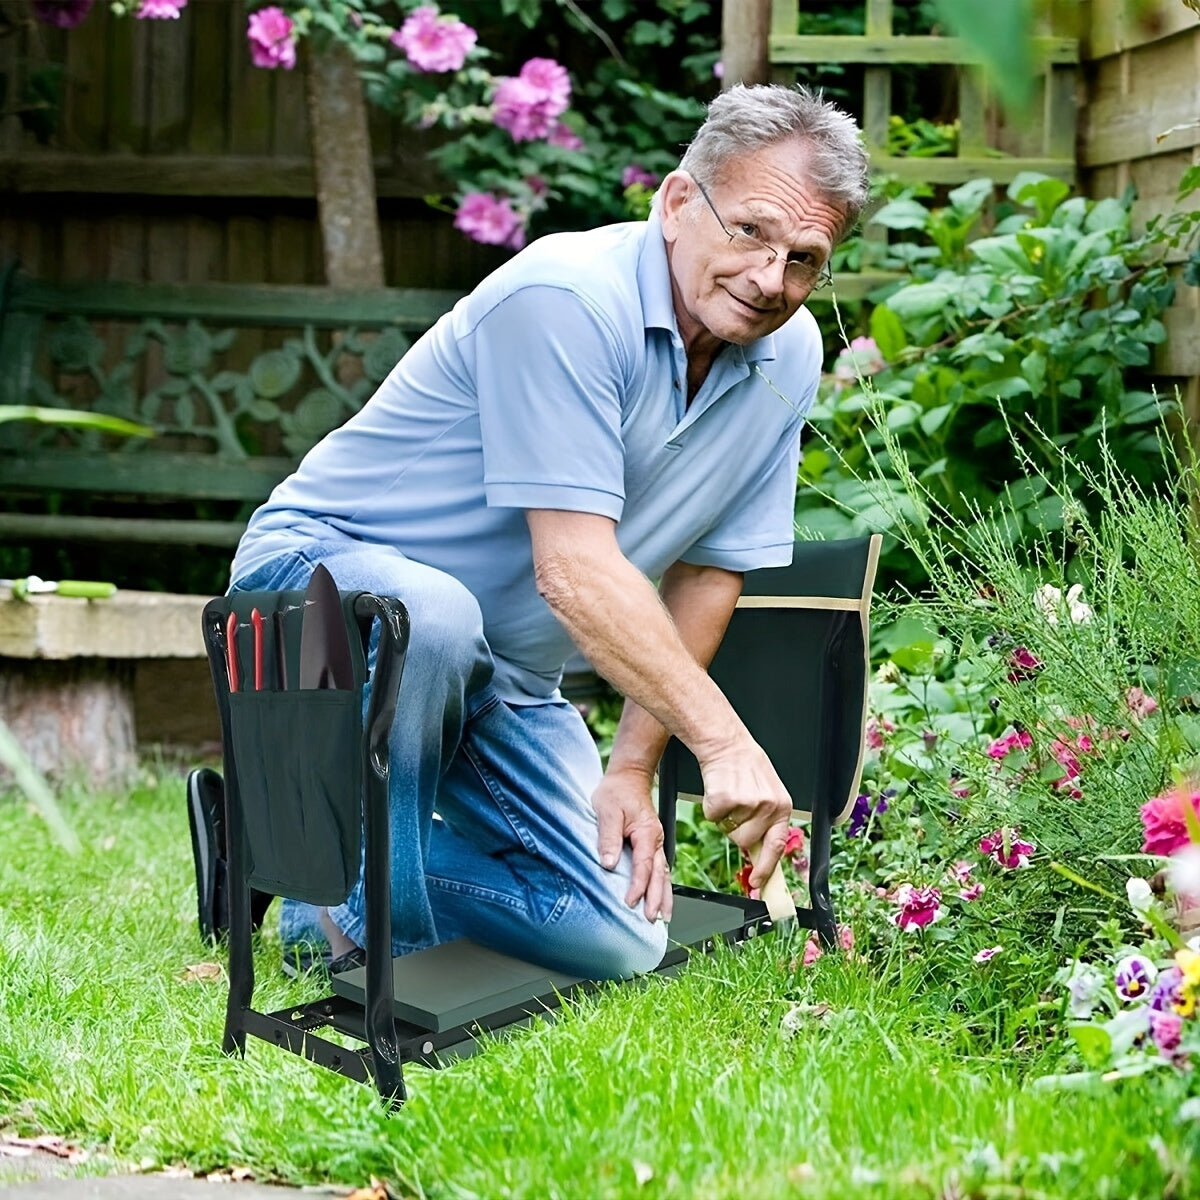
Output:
[228,689,363,905]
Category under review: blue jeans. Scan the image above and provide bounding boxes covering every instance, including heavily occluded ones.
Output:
[231,533,667,980]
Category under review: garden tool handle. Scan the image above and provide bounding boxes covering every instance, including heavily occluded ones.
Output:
[49,579,117,599]
[751,840,797,926]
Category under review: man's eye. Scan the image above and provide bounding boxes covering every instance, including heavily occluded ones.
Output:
[788,251,816,266]
[738,223,758,239]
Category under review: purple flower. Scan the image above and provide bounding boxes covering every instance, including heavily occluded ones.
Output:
[980,826,1035,869]
[391,6,477,73]
[453,191,525,249]
[891,883,944,932]
[847,791,888,838]
[1114,953,1158,1002]
[247,6,296,69]
[492,58,571,142]
[621,164,660,190]
[32,0,94,26]
[1149,965,1184,1013]
[137,0,186,16]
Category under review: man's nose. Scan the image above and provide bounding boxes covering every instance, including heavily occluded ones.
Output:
[746,253,788,297]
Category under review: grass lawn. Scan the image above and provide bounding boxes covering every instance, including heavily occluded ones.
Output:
[2,767,1199,1199]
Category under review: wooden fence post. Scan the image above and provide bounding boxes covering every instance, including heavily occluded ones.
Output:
[304,39,385,289]
[721,0,772,88]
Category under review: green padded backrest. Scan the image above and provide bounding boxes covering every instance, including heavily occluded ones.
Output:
[666,535,881,823]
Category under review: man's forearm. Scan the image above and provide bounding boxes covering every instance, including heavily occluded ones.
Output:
[532,528,748,763]
[606,562,743,779]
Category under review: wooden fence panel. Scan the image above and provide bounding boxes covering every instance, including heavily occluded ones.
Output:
[1078,3,1199,394]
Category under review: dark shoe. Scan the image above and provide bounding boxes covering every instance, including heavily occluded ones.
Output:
[281,944,367,980]
[187,767,227,943]
[186,767,273,942]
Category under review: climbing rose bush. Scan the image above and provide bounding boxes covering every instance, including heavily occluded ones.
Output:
[246,6,297,69]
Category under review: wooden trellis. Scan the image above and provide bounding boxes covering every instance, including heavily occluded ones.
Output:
[768,0,1079,185]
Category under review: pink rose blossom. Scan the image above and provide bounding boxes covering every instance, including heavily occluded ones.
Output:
[1126,687,1159,719]
[137,0,186,16]
[1141,783,1200,857]
[621,164,660,190]
[832,336,886,384]
[391,6,477,73]
[492,58,571,142]
[980,826,1036,869]
[453,192,525,249]
[247,6,296,70]
[891,883,944,931]
[974,946,1002,963]
[546,121,583,150]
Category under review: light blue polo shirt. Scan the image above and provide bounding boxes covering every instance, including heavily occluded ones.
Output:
[232,209,821,700]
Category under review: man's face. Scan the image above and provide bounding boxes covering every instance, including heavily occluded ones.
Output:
[660,140,845,351]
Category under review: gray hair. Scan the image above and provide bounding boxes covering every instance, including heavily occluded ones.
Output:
[678,84,869,241]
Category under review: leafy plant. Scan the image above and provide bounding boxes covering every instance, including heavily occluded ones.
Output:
[797,172,1200,590]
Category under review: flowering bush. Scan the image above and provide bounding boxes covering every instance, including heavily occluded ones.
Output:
[56,0,718,249]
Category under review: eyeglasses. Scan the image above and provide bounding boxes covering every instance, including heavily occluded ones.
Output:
[689,174,833,292]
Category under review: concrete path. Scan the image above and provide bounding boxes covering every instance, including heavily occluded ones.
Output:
[2,1178,349,1197]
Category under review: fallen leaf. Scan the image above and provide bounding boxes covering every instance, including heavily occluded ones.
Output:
[343,1177,394,1200]
[179,962,223,983]
[0,1134,87,1163]
[633,1161,654,1186]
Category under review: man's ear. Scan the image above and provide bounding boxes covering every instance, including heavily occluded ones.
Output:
[658,171,693,244]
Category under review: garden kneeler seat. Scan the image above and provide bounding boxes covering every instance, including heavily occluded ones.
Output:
[195,567,412,1103]
[659,534,882,945]
[190,538,878,1103]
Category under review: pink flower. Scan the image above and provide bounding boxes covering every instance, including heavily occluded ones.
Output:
[1006,645,1043,683]
[247,6,296,70]
[832,336,886,384]
[1126,687,1159,719]
[949,860,974,885]
[1141,783,1200,857]
[980,826,1036,869]
[453,192,525,249]
[959,882,986,902]
[974,946,1002,963]
[391,5,477,73]
[865,714,896,751]
[735,859,757,900]
[137,0,185,16]
[492,58,571,142]
[891,883,944,931]
[784,826,805,862]
[801,924,854,966]
[1150,1009,1183,1057]
[713,60,725,79]
[986,728,1032,760]
[546,121,583,150]
[33,0,93,25]
[621,164,660,190]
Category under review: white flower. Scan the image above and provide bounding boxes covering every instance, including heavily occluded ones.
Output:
[1167,844,1200,901]
[1034,582,1092,624]
[1127,876,1155,918]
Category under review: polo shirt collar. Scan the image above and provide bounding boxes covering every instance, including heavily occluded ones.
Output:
[637,208,779,366]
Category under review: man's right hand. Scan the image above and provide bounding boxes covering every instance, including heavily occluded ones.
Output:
[698,742,793,888]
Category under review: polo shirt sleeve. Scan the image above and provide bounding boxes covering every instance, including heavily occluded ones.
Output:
[470,284,628,519]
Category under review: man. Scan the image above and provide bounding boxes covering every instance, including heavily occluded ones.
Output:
[214,83,868,981]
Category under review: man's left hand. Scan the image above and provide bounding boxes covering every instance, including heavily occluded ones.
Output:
[592,768,673,923]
